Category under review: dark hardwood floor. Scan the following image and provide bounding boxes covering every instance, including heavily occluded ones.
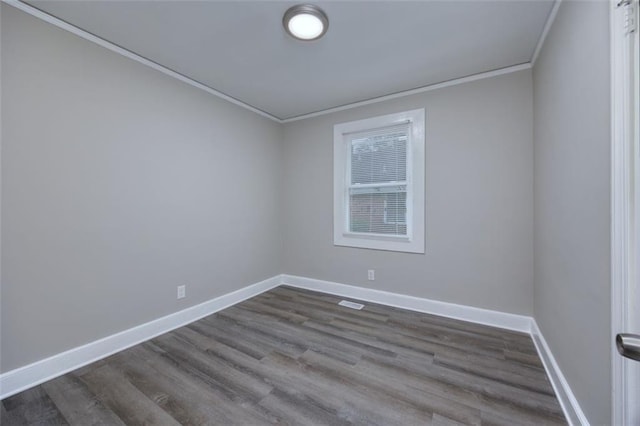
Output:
[1,286,566,425]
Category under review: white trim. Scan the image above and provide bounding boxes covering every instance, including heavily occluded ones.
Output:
[531,320,590,426]
[531,0,562,66]
[282,274,586,424]
[1,272,586,426]
[281,274,531,333]
[5,0,534,124]
[611,0,640,424]
[0,275,282,400]
[333,109,425,254]
[282,64,531,123]
[0,4,3,378]
[1,0,282,123]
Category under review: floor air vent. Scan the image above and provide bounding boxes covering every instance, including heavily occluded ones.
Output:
[338,300,365,310]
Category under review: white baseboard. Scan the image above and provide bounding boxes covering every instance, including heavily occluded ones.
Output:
[0,274,282,400]
[283,274,587,425]
[531,320,589,426]
[1,272,587,426]
[281,274,532,333]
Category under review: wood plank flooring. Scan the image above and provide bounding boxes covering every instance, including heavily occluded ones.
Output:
[1,286,567,425]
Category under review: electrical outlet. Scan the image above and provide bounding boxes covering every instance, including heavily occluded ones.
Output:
[367,269,375,281]
[177,285,186,299]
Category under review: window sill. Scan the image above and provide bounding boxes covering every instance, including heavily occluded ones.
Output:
[342,232,410,242]
[334,232,424,254]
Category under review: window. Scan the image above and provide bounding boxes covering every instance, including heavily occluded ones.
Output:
[334,109,425,253]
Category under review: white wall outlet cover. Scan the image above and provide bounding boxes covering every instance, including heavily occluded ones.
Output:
[177,285,186,299]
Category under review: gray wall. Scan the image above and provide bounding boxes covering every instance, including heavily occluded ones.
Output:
[532,1,611,424]
[282,70,534,315]
[1,5,282,372]
[2,7,613,424]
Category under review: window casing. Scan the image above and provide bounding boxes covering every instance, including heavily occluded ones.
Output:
[334,109,425,253]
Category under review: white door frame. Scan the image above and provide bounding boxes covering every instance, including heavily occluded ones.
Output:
[611,0,639,424]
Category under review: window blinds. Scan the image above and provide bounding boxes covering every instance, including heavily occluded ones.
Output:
[348,123,409,236]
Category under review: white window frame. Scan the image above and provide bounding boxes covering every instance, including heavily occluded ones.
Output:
[611,1,640,424]
[333,108,425,253]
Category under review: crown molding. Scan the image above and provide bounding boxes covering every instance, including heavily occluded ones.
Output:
[2,0,283,123]
[531,0,562,66]
[280,63,532,123]
[4,0,536,125]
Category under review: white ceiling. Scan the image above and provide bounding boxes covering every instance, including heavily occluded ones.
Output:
[25,0,554,121]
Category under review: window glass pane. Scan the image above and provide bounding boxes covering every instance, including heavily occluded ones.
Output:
[350,127,407,185]
[384,192,407,225]
[349,187,407,235]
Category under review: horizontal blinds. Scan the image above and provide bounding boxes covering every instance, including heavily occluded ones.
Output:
[349,191,407,235]
[348,123,409,236]
[349,123,408,185]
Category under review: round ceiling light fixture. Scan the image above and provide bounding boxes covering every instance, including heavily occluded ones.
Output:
[283,4,329,41]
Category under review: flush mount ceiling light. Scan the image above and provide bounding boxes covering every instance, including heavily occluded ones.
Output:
[283,4,329,41]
